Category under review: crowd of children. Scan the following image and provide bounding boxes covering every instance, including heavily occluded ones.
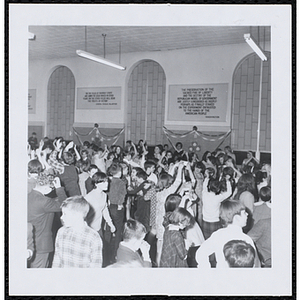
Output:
[27,134,271,268]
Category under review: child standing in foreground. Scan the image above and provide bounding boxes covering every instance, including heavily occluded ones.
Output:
[107,163,127,263]
[52,196,103,268]
[160,207,194,268]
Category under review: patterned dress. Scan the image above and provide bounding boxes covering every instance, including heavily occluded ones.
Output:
[160,226,188,268]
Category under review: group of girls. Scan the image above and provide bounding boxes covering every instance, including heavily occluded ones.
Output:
[27,136,271,268]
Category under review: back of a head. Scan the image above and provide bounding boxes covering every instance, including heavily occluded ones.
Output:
[61,195,90,218]
[28,159,43,175]
[157,173,173,190]
[123,219,146,242]
[88,164,98,173]
[223,167,234,178]
[208,178,221,195]
[165,194,182,212]
[135,169,148,181]
[168,207,195,227]
[108,163,122,176]
[255,171,268,184]
[236,173,257,196]
[223,240,255,268]
[259,186,271,202]
[220,200,245,227]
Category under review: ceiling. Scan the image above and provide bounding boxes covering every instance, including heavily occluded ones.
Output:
[28,26,270,61]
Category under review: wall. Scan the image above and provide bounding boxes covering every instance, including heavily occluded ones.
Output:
[28,41,270,147]
[232,52,271,152]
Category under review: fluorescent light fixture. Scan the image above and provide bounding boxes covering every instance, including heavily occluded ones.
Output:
[76,50,126,70]
[244,34,267,61]
[28,32,35,40]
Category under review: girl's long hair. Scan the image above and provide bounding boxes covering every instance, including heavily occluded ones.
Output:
[234,173,258,201]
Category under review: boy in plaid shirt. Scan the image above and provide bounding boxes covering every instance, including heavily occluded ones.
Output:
[52,196,103,268]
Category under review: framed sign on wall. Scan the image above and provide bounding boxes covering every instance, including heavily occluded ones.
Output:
[167,83,229,123]
[77,87,121,110]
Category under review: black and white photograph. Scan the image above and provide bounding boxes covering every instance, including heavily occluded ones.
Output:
[8,4,293,296]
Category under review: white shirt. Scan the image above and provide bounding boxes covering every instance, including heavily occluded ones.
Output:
[84,188,113,231]
[147,173,158,185]
[195,224,258,268]
[202,178,232,222]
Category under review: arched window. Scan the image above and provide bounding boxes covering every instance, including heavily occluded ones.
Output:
[231,52,271,152]
[127,60,166,146]
[47,66,75,139]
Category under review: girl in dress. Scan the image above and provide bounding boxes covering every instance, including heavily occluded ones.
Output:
[160,207,194,268]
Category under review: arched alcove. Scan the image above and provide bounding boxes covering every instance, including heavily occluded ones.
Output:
[126,60,166,146]
[231,52,271,152]
[47,66,75,139]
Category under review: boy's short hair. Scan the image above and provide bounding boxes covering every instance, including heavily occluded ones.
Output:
[223,167,234,178]
[255,171,268,184]
[144,160,156,171]
[108,163,122,176]
[61,196,90,218]
[135,169,148,181]
[259,186,271,202]
[88,164,98,172]
[28,159,43,174]
[206,167,216,178]
[220,200,245,226]
[208,178,221,195]
[223,240,255,268]
[165,194,182,213]
[123,219,146,241]
[83,141,91,147]
[175,142,183,148]
[92,172,107,185]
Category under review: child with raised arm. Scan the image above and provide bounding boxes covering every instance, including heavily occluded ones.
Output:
[155,161,185,266]
[91,145,108,173]
[201,169,232,239]
[28,172,67,268]
[52,196,103,268]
